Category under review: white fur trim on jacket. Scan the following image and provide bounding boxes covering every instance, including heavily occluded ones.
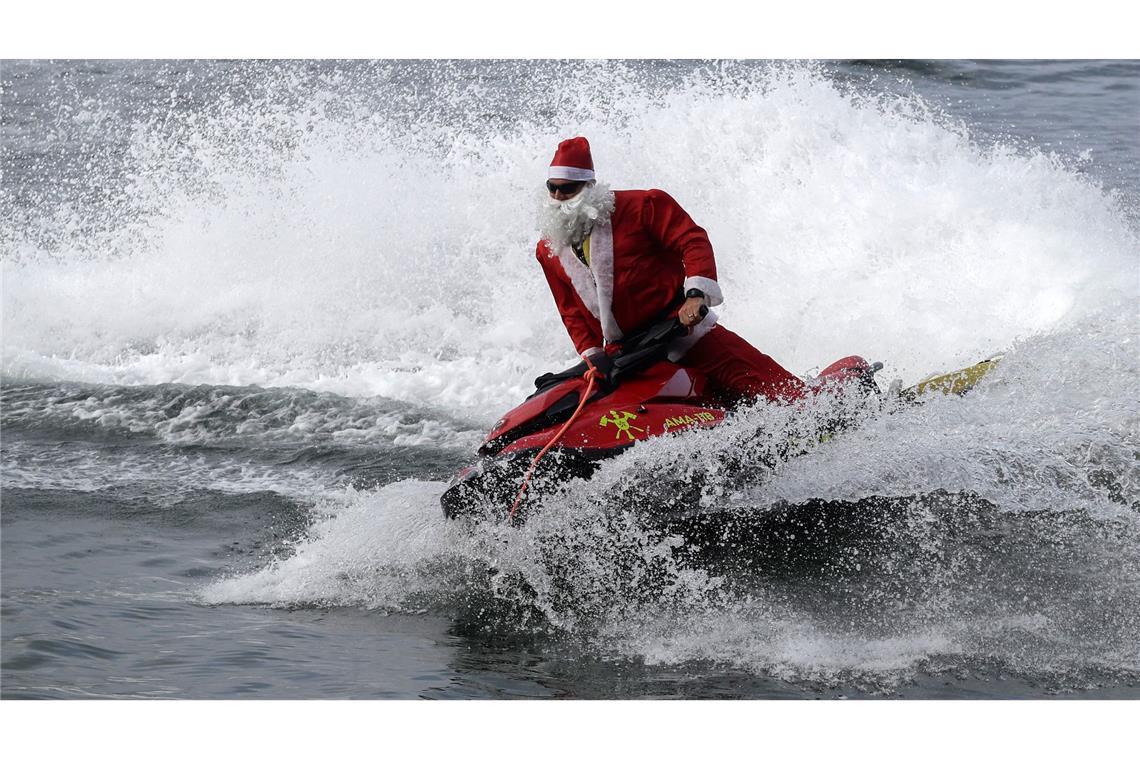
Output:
[588,222,624,342]
[548,166,596,181]
[666,310,719,362]
[553,245,600,319]
[683,275,723,307]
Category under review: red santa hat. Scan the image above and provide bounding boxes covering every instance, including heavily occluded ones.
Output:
[548,136,595,181]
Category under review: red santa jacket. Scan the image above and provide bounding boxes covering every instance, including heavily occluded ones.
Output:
[536,189,724,361]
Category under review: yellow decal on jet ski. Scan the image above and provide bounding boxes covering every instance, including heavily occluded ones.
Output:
[906,356,1004,400]
[599,410,645,441]
[662,412,717,432]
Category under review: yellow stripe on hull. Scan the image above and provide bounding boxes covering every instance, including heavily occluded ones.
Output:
[904,356,1003,400]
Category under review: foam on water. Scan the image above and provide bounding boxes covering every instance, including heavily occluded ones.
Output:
[200,481,471,610]
[199,454,1139,689]
[745,306,1140,517]
[1,439,333,499]
[1,382,481,448]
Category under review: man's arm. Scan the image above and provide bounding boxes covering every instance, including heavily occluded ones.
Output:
[641,189,724,307]
[536,244,605,358]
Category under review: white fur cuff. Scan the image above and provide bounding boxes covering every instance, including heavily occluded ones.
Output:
[683,276,723,307]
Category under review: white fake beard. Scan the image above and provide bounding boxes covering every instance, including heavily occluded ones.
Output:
[537,182,615,249]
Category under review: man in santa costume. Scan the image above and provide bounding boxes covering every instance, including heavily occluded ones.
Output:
[536,135,806,404]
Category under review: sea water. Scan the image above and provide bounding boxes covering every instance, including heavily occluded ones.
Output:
[2,59,1138,698]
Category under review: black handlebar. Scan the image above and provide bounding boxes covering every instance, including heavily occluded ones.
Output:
[532,305,711,395]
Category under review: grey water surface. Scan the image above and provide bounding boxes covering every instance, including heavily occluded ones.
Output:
[2,60,1138,699]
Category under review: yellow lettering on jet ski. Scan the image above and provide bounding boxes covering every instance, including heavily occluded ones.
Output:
[663,412,717,432]
[599,410,645,441]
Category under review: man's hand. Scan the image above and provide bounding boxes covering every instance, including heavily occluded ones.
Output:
[584,350,614,383]
[678,296,706,327]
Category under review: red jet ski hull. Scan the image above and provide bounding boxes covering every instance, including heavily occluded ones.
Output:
[440,354,876,520]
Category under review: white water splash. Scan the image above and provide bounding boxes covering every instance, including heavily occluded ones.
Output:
[4,64,1135,418]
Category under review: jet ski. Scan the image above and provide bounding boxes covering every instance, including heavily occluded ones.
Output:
[440,306,954,522]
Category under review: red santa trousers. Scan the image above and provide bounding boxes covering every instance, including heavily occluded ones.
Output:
[677,324,806,404]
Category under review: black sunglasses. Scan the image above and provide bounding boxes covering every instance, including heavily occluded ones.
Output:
[546,180,586,194]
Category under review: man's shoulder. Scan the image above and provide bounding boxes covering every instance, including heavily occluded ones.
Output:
[613,188,649,201]
[612,188,680,220]
[612,188,646,214]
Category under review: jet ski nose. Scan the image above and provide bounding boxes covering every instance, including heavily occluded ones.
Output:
[440,461,487,519]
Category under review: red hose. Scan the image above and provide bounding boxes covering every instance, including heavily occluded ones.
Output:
[507,360,600,523]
